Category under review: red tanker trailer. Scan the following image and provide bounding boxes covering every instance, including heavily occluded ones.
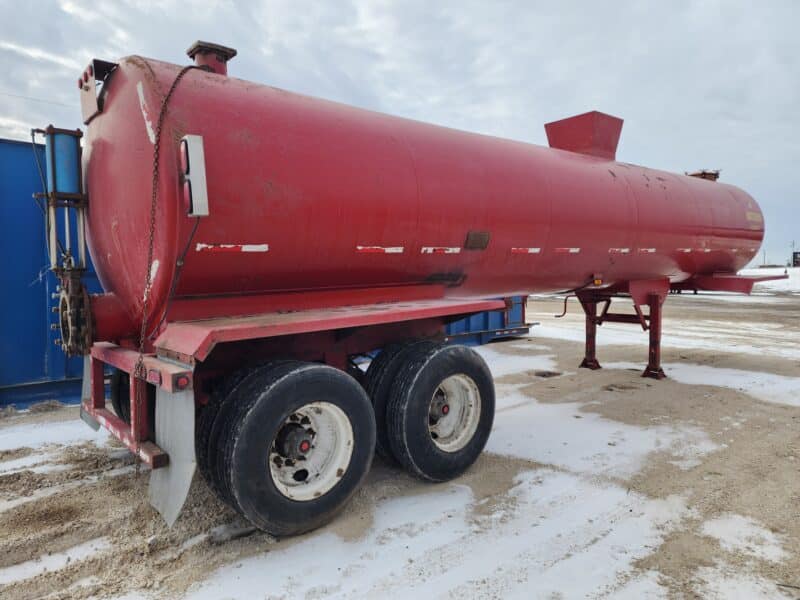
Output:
[38,41,782,535]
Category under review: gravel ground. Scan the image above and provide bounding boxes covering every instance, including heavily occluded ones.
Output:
[0,287,798,599]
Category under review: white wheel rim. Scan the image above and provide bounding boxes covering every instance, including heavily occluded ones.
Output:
[269,402,354,501]
[428,374,481,453]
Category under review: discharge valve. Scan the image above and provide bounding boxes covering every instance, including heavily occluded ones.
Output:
[32,126,92,356]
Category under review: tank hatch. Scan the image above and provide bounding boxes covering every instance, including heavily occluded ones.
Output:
[544,111,623,160]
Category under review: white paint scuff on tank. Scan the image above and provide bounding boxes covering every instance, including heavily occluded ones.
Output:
[356,246,405,254]
[142,259,160,302]
[136,81,156,145]
[149,259,159,281]
[195,243,270,253]
[421,247,461,254]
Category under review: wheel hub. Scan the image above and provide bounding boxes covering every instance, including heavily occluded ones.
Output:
[275,422,314,460]
[268,402,355,501]
[427,374,481,453]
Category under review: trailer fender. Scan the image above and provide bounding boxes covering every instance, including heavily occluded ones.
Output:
[149,387,196,526]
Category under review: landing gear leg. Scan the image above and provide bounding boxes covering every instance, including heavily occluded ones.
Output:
[579,298,601,370]
[642,293,666,380]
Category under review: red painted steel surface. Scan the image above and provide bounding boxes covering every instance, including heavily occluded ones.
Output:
[154,298,506,361]
[90,343,193,391]
[84,354,167,467]
[82,55,765,348]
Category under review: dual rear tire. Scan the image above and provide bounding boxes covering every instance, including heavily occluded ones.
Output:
[196,362,375,536]
[196,343,493,536]
[366,342,494,481]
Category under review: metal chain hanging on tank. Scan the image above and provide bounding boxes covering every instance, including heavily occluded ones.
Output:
[134,65,198,380]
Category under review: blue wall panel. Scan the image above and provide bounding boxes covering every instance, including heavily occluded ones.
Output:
[0,138,100,406]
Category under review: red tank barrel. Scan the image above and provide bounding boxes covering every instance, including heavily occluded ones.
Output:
[80,47,764,345]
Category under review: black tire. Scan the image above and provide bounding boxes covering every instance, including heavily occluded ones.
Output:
[110,369,131,424]
[217,362,376,536]
[386,344,494,482]
[207,361,293,506]
[364,340,437,463]
[195,366,259,492]
[109,369,156,439]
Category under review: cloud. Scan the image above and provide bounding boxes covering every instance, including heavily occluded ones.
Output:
[0,0,796,262]
[0,40,83,71]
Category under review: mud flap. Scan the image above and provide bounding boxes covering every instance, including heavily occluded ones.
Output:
[149,388,196,527]
[79,356,101,430]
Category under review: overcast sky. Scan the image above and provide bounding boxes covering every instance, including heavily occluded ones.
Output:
[1,0,797,264]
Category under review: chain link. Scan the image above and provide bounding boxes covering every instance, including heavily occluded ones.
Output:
[134,65,197,381]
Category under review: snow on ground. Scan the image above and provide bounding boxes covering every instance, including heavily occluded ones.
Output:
[0,537,110,585]
[604,362,800,408]
[188,473,689,600]
[694,564,789,600]
[530,318,800,360]
[4,302,797,598]
[0,465,135,515]
[473,345,558,377]
[701,514,788,563]
[741,266,800,294]
[186,349,716,599]
[0,418,107,452]
[489,387,718,478]
[0,452,57,474]
[683,292,793,304]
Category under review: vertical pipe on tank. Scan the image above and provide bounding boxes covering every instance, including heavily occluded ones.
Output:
[186,41,237,76]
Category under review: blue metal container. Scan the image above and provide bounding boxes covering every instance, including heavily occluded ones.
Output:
[445,296,529,345]
[0,138,100,407]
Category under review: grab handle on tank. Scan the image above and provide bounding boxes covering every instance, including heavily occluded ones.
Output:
[179,135,209,217]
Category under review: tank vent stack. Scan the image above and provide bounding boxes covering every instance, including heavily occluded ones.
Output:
[187,41,237,76]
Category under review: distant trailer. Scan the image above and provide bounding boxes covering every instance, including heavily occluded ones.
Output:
[793,251,800,267]
[445,296,530,345]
